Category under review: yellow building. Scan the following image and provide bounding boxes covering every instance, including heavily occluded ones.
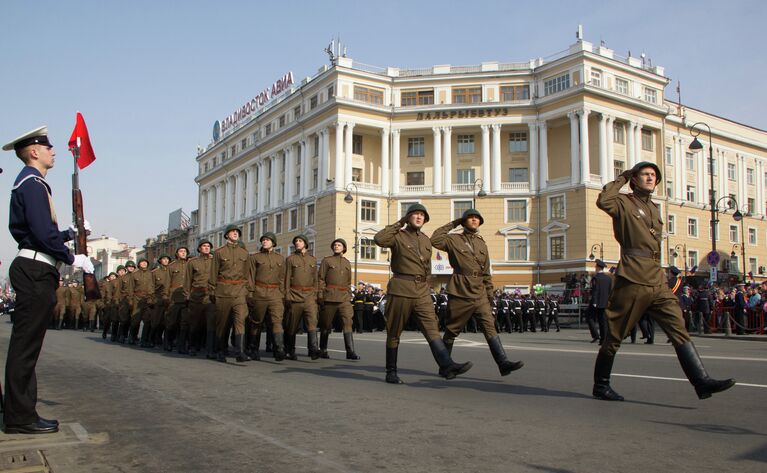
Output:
[194,36,767,293]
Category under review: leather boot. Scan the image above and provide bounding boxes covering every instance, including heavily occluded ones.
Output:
[319,330,330,359]
[177,328,189,355]
[273,332,286,361]
[235,334,251,362]
[205,330,217,359]
[286,333,298,360]
[307,330,320,360]
[56,318,63,330]
[487,335,524,376]
[343,332,361,360]
[249,330,261,361]
[593,351,624,401]
[443,336,454,356]
[216,335,227,363]
[102,321,109,339]
[89,320,95,332]
[163,330,174,352]
[429,339,473,379]
[385,346,403,384]
[675,342,735,399]
[139,322,151,348]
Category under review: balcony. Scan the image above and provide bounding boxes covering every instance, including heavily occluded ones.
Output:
[354,182,381,192]
[400,185,433,194]
[500,182,529,192]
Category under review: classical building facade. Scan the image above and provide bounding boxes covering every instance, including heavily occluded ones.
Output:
[194,36,767,293]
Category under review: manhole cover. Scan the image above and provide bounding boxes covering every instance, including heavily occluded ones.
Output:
[0,449,50,472]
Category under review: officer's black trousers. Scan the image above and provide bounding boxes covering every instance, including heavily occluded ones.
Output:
[4,257,58,425]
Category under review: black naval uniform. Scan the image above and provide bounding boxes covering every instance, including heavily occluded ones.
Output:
[590,271,612,343]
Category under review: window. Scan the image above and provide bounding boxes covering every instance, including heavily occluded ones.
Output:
[667,215,676,234]
[307,240,315,256]
[749,228,757,245]
[241,139,247,150]
[327,85,335,99]
[729,255,739,274]
[549,195,565,220]
[457,135,475,154]
[688,218,698,237]
[261,218,268,235]
[306,204,315,226]
[590,69,602,87]
[749,257,758,275]
[613,123,625,144]
[747,168,754,185]
[248,222,256,241]
[289,209,298,231]
[748,198,755,214]
[279,115,285,127]
[708,157,717,175]
[615,77,629,95]
[360,238,377,260]
[456,168,475,185]
[614,160,625,180]
[406,172,424,186]
[312,169,318,190]
[644,87,658,104]
[294,105,301,119]
[686,152,695,170]
[666,180,674,199]
[453,200,473,220]
[727,163,736,180]
[400,201,419,218]
[274,213,283,234]
[686,185,696,202]
[352,134,363,154]
[212,157,217,167]
[507,238,528,261]
[544,74,570,95]
[401,89,434,106]
[361,200,377,223]
[506,200,527,222]
[641,129,654,151]
[665,146,673,165]
[729,225,739,243]
[353,86,384,104]
[452,87,482,104]
[352,168,362,182]
[310,95,318,110]
[688,251,698,270]
[508,168,528,183]
[550,236,565,260]
[313,135,319,157]
[407,137,425,157]
[500,85,530,101]
[728,194,737,209]
[508,132,528,152]
[265,123,272,136]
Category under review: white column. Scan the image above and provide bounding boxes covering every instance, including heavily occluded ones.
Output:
[222,177,231,223]
[738,155,745,207]
[597,113,608,186]
[480,125,490,190]
[270,156,279,208]
[626,121,636,168]
[208,186,215,230]
[527,122,538,192]
[234,172,243,220]
[680,139,687,201]
[199,188,207,232]
[344,122,355,187]
[217,182,225,226]
[334,122,344,189]
[285,146,295,201]
[319,129,328,190]
[757,161,764,215]
[697,146,706,205]
[432,127,442,193]
[568,111,579,186]
[539,121,549,191]
[301,140,310,197]
[245,167,254,216]
[491,124,502,192]
[606,117,614,180]
[672,137,680,200]
[719,148,727,204]
[579,110,591,185]
[443,126,453,194]
[634,124,642,165]
[257,161,266,212]
[380,128,390,194]
[391,130,401,193]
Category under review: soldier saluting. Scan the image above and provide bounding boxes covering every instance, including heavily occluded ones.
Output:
[592,161,734,401]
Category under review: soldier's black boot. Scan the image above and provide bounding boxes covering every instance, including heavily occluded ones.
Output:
[675,342,735,399]
[101,321,109,339]
[205,330,217,359]
[248,330,262,361]
[285,333,298,360]
[139,323,151,348]
[235,334,251,362]
[443,336,454,356]
[56,318,63,330]
[319,330,330,359]
[487,335,524,376]
[593,351,624,401]
[429,339,473,380]
[307,330,320,360]
[343,332,361,360]
[273,332,286,361]
[385,346,403,384]
[177,328,189,354]
[89,320,95,332]
[216,335,227,363]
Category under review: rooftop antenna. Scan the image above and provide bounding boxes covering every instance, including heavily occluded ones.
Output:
[576,24,583,41]
[324,38,336,65]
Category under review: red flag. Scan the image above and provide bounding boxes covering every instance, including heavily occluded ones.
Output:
[68,112,96,169]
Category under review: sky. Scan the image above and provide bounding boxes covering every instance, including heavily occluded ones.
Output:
[1,0,765,279]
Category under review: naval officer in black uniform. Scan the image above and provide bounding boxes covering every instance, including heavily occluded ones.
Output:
[3,126,94,434]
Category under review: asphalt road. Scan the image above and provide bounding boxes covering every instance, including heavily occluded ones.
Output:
[0,320,765,473]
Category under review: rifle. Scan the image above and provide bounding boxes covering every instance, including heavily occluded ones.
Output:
[70,142,101,301]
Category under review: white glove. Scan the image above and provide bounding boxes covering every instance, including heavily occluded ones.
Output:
[68,220,92,238]
[72,254,95,274]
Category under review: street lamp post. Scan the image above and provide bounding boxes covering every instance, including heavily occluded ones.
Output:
[588,242,604,261]
[671,243,688,279]
[715,195,745,283]
[344,183,360,287]
[472,178,486,208]
[689,122,716,279]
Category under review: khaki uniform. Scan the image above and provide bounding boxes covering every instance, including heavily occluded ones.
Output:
[597,172,690,357]
[54,284,69,324]
[129,267,154,341]
[117,271,135,341]
[431,222,497,341]
[165,259,188,345]
[374,222,441,348]
[100,279,114,337]
[151,265,170,343]
[67,285,84,327]
[184,254,215,353]
[248,249,286,334]
[318,254,353,332]
[284,251,319,335]
[209,242,249,339]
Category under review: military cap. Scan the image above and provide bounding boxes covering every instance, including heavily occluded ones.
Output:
[175,246,189,256]
[260,232,277,247]
[405,203,430,223]
[595,259,606,269]
[331,238,348,254]
[157,254,171,263]
[629,161,662,190]
[461,208,484,226]
[2,126,52,152]
[125,260,136,268]
[137,258,148,265]
[293,234,309,247]
[116,265,126,272]
[669,265,681,276]
[224,225,242,239]
[108,272,117,278]
[197,239,212,250]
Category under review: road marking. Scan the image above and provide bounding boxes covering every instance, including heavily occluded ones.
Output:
[613,373,767,388]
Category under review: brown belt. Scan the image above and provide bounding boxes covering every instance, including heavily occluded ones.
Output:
[326,284,348,290]
[134,291,147,297]
[622,249,661,261]
[170,284,183,289]
[255,281,279,289]
[218,278,245,285]
[393,273,430,283]
[455,270,482,277]
[191,287,208,293]
[290,285,315,292]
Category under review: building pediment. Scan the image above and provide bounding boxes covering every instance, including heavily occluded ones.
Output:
[499,224,535,235]
[360,225,382,235]
[542,221,570,233]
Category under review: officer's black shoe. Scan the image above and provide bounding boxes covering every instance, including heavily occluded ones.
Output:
[178,329,189,355]
[89,320,95,332]
[593,383,624,401]
[675,341,735,399]
[307,331,320,360]
[234,334,250,362]
[216,351,227,363]
[37,416,59,427]
[429,339,473,380]
[385,347,404,384]
[4,420,58,435]
[645,339,654,344]
[285,334,298,360]
[593,350,624,400]
[319,331,330,359]
[273,332,286,361]
[487,335,524,376]
[205,331,216,359]
[343,332,360,360]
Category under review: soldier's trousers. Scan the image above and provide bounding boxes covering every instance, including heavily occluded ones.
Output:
[187,301,215,346]
[444,297,498,341]
[319,302,353,333]
[353,305,364,332]
[285,300,318,335]
[53,303,66,322]
[215,296,248,338]
[82,301,97,325]
[130,299,152,337]
[600,277,690,357]
[384,295,442,348]
[151,301,168,336]
[249,299,285,335]
[118,300,132,338]
[164,302,186,339]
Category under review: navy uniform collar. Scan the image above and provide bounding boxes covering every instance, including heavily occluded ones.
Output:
[13,166,50,193]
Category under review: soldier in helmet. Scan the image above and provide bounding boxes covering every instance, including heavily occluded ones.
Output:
[284,234,320,360]
[53,279,68,330]
[431,208,523,377]
[117,261,136,343]
[184,239,215,357]
[131,258,155,346]
[247,232,286,361]
[165,247,189,352]
[148,255,170,348]
[317,238,360,361]
[101,272,117,339]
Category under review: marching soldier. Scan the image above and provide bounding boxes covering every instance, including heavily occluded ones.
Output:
[109,265,126,341]
[363,285,376,333]
[131,258,155,346]
[184,240,215,357]
[248,232,286,361]
[431,208,523,377]
[149,255,171,348]
[374,203,471,384]
[67,282,84,329]
[54,279,68,330]
[100,272,117,339]
[547,296,561,332]
[209,226,249,363]
[534,295,547,332]
[510,293,524,333]
[353,283,366,333]
[592,161,734,401]
[117,261,136,343]
[318,238,360,360]
[81,284,98,332]
[166,247,189,352]
[284,234,320,360]
[522,295,535,332]
[589,259,611,344]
